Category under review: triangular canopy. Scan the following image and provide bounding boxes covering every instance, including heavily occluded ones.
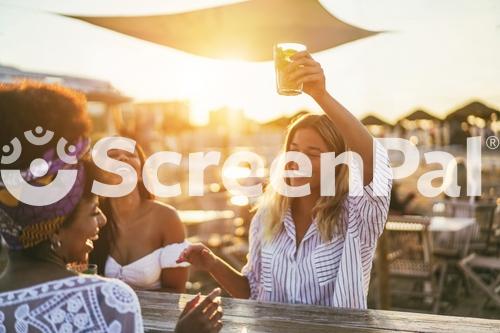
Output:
[66,0,378,61]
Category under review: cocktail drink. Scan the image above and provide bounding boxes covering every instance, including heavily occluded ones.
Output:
[274,43,307,96]
[67,262,98,275]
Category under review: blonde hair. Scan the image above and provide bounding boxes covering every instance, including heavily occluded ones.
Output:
[255,113,350,242]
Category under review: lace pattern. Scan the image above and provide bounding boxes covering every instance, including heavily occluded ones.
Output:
[0,275,143,332]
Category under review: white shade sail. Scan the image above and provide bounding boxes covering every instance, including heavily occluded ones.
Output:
[67,0,378,61]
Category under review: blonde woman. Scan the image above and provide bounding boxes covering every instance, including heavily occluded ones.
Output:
[178,51,392,309]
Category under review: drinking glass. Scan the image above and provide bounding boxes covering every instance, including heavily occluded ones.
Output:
[274,43,307,96]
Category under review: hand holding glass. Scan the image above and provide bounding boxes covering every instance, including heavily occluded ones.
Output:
[274,43,307,96]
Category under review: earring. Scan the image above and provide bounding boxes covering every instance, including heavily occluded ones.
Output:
[50,239,62,251]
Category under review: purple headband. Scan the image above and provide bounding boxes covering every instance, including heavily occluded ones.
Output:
[0,137,90,250]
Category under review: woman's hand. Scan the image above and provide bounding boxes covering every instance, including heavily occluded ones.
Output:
[178,244,252,299]
[175,288,223,333]
[285,51,326,100]
[177,243,218,271]
[285,50,376,184]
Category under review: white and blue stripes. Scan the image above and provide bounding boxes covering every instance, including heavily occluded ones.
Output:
[241,141,392,309]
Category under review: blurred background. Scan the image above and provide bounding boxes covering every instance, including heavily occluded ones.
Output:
[0,0,499,319]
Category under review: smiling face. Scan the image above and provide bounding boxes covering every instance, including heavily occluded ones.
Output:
[101,148,143,185]
[55,196,107,263]
[287,127,329,192]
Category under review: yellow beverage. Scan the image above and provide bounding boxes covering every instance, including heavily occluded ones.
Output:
[274,43,307,96]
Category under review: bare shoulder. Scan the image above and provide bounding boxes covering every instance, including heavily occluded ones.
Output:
[146,200,185,244]
[147,200,180,220]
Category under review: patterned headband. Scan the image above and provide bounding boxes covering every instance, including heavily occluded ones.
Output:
[0,136,90,250]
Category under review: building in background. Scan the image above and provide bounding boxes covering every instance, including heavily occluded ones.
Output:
[0,64,131,139]
[122,100,192,154]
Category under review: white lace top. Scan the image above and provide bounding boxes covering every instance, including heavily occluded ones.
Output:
[0,275,143,333]
[105,240,190,290]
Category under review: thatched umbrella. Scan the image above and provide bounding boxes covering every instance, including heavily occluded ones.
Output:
[445,101,500,122]
[65,0,378,61]
[361,114,393,127]
[402,109,441,122]
[262,110,309,128]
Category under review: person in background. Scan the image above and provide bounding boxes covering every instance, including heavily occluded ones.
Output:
[389,183,416,215]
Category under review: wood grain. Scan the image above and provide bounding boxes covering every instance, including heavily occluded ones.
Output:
[137,291,500,333]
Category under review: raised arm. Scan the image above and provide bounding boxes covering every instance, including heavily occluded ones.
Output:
[286,51,374,184]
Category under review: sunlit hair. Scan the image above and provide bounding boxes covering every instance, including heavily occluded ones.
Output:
[0,80,91,169]
[255,113,350,242]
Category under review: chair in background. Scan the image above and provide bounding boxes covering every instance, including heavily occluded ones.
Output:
[431,216,476,298]
[459,253,500,308]
[458,210,500,309]
[385,215,447,314]
[438,199,498,254]
[488,205,500,256]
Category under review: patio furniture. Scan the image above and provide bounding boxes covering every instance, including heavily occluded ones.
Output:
[435,199,498,254]
[430,216,477,297]
[384,215,447,313]
[459,253,500,308]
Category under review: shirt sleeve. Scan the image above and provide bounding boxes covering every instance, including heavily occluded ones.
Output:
[240,211,263,300]
[347,139,393,245]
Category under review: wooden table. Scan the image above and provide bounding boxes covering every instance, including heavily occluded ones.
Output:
[178,210,235,226]
[433,200,498,252]
[137,291,500,333]
[429,216,477,258]
[384,216,477,258]
[429,216,476,232]
[178,209,237,243]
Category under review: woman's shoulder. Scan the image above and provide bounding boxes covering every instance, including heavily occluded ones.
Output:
[146,200,185,243]
[0,275,138,308]
[146,200,179,219]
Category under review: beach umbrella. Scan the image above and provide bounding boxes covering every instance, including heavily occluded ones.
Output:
[402,109,441,122]
[361,114,393,127]
[262,110,310,128]
[445,101,500,122]
[66,0,378,61]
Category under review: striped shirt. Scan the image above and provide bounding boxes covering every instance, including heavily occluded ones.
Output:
[241,140,392,309]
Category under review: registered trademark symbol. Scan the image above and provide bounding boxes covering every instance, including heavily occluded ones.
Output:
[486,135,499,150]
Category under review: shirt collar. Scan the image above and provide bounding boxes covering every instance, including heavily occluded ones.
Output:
[283,208,318,244]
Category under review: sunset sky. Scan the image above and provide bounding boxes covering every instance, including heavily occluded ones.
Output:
[0,0,499,125]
